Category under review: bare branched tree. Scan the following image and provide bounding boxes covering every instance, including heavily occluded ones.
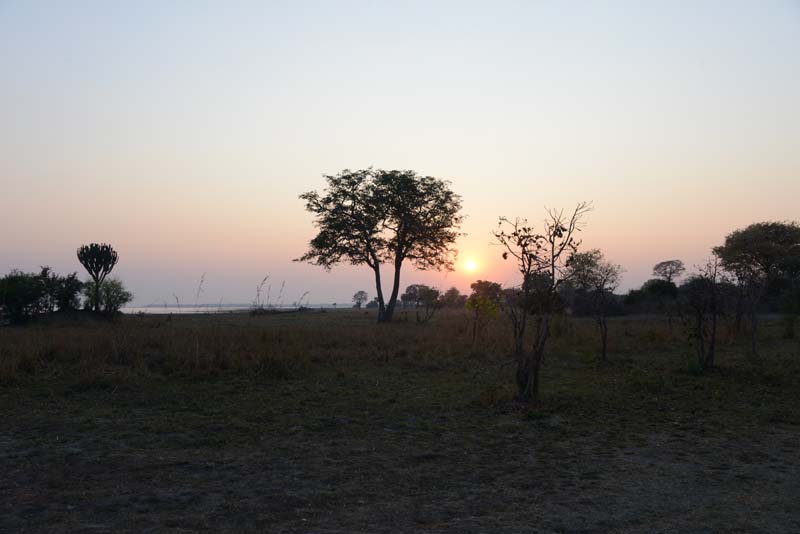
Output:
[494,202,592,402]
[680,254,727,372]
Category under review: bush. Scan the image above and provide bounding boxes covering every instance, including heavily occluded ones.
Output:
[39,267,84,312]
[83,278,133,315]
[0,268,86,324]
[0,270,47,324]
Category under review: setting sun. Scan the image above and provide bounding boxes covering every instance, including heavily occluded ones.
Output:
[464,259,478,273]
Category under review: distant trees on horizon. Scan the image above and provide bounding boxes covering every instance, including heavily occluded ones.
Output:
[352,290,369,309]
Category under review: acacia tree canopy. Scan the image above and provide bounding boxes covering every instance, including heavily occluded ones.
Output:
[714,221,800,281]
[297,168,463,322]
[652,259,685,283]
[713,221,800,355]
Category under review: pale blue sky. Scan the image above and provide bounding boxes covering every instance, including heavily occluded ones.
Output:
[2,1,799,305]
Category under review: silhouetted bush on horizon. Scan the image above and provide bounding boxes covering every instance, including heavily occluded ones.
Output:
[0,267,132,325]
[0,267,83,325]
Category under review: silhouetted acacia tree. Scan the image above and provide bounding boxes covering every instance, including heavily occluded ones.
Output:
[653,259,685,284]
[495,202,591,402]
[77,243,118,312]
[714,221,800,356]
[352,290,368,308]
[567,249,623,361]
[297,169,463,322]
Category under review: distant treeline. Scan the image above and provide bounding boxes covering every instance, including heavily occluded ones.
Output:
[0,243,132,325]
[356,260,799,319]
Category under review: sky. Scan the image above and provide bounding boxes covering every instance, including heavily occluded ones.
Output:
[2,1,799,306]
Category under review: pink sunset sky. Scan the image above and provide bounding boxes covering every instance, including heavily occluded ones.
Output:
[2,2,798,306]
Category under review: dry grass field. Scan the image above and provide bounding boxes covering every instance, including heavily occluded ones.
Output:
[1,310,799,532]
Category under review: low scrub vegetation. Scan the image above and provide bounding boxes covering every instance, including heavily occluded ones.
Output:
[1,243,132,325]
[1,310,798,531]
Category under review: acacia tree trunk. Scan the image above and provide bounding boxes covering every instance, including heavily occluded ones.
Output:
[750,306,758,356]
[379,256,403,323]
[371,264,387,322]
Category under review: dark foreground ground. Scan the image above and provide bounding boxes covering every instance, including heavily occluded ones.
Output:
[1,311,799,532]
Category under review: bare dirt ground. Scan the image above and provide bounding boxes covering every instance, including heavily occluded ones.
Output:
[1,312,799,532]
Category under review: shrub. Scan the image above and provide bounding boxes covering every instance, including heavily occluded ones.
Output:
[83,278,133,315]
[39,267,84,312]
[0,270,47,324]
[0,268,86,324]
